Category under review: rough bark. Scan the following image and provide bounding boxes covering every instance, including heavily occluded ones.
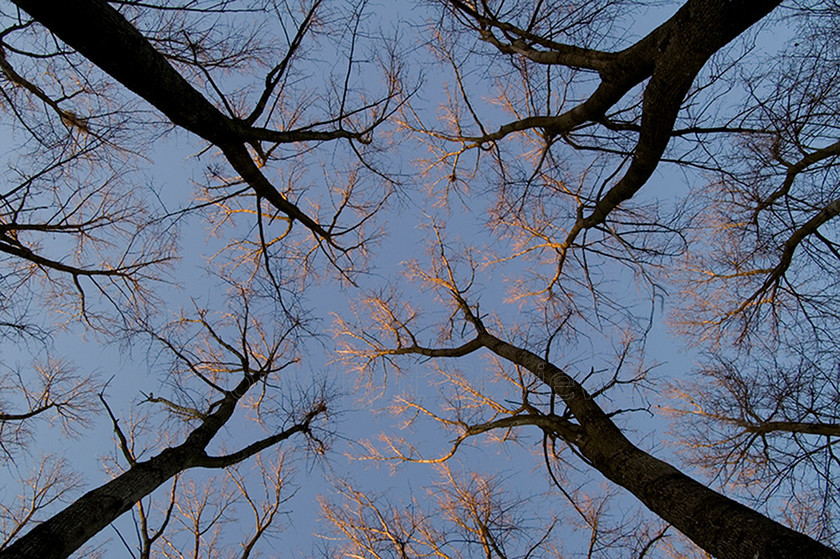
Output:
[477,330,840,559]
[9,0,353,241]
[2,446,193,559]
[0,382,321,559]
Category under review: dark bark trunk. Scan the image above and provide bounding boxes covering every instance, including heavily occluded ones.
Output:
[0,392,240,558]
[0,447,192,559]
[478,332,840,559]
[580,0,782,228]
[0,390,316,558]
[9,0,339,240]
[9,0,235,145]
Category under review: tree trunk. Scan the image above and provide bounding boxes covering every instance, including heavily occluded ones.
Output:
[480,332,840,559]
[1,447,191,559]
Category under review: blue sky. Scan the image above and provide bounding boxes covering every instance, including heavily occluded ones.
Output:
[1,0,808,557]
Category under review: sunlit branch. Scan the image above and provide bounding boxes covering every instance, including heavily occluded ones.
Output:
[142,393,208,421]
[344,248,836,556]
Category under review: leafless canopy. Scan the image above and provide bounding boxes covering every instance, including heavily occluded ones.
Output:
[2,1,840,558]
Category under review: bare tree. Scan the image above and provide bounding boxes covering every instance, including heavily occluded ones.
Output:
[8,0,401,264]
[329,0,840,557]
[335,232,838,557]
[3,0,840,557]
[1,292,328,559]
[0,0,396,556]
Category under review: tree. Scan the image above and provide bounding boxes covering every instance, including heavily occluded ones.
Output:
[330,0,840,557]
[2,291,329,559]
[1,0,394,556]
[2,0,840,558]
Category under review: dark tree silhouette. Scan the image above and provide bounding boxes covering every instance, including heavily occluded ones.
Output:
[2,1,840,558]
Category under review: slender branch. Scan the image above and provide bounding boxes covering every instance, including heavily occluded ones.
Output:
[195,402,326,468]
[99,392,136,466]
[756,139,840,214]
[739,420,840,437]
[446,0,616,71]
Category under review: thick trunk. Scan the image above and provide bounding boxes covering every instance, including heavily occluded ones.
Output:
[9,0,336,239]
[9,0,235,145]
[479,332,840,559]
[580,0,782,227]
[466,3,834,556]
[0,447,191,559]
[0,391,315,558]
[583,431,837,558]
[1,394,240,558]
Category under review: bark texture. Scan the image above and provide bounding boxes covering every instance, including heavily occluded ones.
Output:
[478,330,840,559]
[9,0,354,240]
